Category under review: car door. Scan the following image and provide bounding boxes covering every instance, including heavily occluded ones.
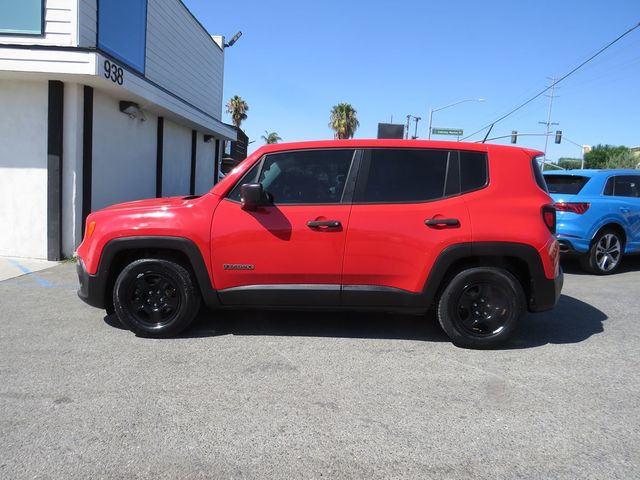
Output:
[341,148,472,307]
[613,175,640,248]
[211,148,357,306]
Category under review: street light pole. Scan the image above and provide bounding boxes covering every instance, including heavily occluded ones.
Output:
[427,98,485,140]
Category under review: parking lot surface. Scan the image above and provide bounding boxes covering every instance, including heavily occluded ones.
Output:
[1,259,639,479]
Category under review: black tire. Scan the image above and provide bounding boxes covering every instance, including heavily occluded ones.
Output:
[579,228,624,275]
[437,267,526,349]
[112,258,201,337]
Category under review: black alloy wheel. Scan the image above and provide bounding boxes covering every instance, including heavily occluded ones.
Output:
[113,258,201,337]
[437,267,526,349]
[455,282,512,337]
[128,271,181,327]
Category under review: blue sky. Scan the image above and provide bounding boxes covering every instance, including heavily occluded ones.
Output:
[185,0,640,159]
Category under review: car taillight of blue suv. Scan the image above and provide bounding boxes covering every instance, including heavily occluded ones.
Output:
[544,169,640,274]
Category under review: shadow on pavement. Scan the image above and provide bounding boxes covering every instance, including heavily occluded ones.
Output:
[507,294,607,349]
[103,295,606,348]
[561,255,640,275]
[186,308,450,342]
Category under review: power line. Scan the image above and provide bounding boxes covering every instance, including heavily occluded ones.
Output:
[460,20,640,141]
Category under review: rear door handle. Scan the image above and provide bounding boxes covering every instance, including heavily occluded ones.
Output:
[620,207,630,213]
[425,218,460,228]
[307,220,342,229]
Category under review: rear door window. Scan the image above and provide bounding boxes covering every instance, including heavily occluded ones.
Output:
[613,175,640,197]
[355,149,449,203]
[544,175,590,194]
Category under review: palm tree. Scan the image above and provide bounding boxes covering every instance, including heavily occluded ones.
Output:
[329,103,360,139]
[261,131,282,144]
[226,95,249,128]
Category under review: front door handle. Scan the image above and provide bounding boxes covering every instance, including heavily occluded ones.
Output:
[307,220,342,229]
[620,207,630,213]
[425,218,460,228]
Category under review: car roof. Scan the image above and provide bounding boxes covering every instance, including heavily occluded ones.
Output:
[543,169,640,177]
[252,139,543,157]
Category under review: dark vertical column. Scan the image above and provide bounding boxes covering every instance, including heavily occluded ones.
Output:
[156,117,164,197]
[189,130,197,195]
[47,81,64,261]
[81,86,93,237]
[214,139,221,185]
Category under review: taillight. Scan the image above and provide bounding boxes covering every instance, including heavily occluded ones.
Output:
[542,204,556,234]
[554,202,590,214]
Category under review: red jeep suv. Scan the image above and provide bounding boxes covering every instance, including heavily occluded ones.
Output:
[77,140,562,348]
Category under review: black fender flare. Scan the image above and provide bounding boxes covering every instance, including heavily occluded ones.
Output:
[79,236,219,309]
[421,242,560,312]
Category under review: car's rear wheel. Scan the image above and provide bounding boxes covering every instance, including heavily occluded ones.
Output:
[580,228,624,275]
[113,258,201,337]
[437,267,526,349]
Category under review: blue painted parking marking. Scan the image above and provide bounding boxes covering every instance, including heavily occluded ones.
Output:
[8,259,52,288]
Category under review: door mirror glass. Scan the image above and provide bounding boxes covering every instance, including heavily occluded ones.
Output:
[240,183,267,210]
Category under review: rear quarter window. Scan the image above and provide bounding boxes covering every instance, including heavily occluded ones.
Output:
[532,158,549,192]
[460,151,488,193]
[544,175,590,194]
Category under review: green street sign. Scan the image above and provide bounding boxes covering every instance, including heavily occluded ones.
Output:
[432,128,463,136]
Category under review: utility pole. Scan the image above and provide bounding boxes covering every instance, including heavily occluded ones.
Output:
[538,77,559,164]
[405,115,411,140]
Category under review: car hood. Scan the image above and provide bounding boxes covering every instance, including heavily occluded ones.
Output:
[100,195,201,212]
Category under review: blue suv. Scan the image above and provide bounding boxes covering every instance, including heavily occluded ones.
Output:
[543,169,640,274]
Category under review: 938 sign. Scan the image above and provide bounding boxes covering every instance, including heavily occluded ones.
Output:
[103,59,124,85]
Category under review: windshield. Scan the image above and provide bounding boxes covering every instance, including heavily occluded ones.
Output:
[544,175,590,194]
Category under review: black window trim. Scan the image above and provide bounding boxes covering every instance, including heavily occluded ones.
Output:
[224,148,359,207]
[0,0,45,37]
[351,147,489,206]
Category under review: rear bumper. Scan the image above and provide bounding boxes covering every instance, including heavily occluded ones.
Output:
[529,268,563,312]
[557,234,590,254]
[77,258,106,309]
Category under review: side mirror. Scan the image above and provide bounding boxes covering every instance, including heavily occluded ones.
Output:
[240,183,267,211]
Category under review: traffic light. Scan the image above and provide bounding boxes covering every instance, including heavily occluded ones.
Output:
[511,130,518,144]
[555,130,562,144]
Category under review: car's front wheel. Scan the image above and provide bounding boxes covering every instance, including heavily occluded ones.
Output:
[580,229,624,275]
[112,258,201,337]
[437,267,526,349]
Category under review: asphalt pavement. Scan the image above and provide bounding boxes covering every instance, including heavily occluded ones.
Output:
[0,258,639,479]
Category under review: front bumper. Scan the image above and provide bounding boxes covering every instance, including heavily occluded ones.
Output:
[529,268,563,312]
[77,258,107,309]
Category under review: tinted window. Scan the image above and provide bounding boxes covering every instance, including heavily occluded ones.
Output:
[230,150,354,205]
[614,175,640,198]
[544,175,589,194]
[0,0,42,34]
[532,158,549,192]
[460,151,488,192]
[603,177,614,196]
[98,0,147,72]
[359,149,449,203]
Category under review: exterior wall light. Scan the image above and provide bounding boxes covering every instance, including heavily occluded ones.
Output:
[119,101,141,117]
